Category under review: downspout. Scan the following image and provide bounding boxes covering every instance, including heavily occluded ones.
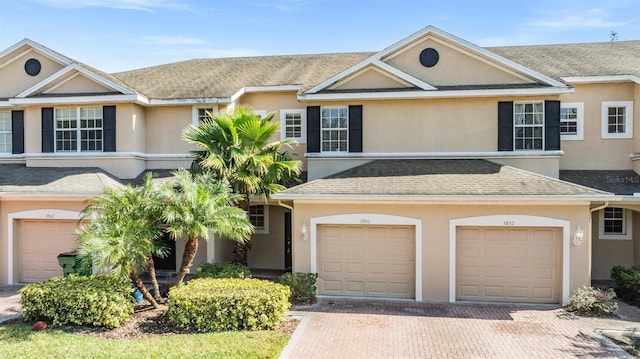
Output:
[590,201,609,213]
[277,200,294,211]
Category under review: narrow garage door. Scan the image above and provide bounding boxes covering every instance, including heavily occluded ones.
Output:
[317,224,415,298]
[21,220,78,283]
[456,227,561,303]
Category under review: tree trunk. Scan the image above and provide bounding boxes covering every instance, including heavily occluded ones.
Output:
[146,254,162,301]
[130,270,159,309]
[232,190,252,266]
[175,236,199,286]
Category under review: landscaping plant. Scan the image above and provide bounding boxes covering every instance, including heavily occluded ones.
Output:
[279,272,318,304]
[565,285,618,317]
[611,265,640,305]
[196,262,251,278]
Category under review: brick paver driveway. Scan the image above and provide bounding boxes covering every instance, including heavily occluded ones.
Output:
[280,298,639,359]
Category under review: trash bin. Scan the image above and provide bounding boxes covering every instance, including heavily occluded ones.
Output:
[57,252,77,277]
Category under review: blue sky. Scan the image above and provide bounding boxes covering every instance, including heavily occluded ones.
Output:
[1,0,639,73]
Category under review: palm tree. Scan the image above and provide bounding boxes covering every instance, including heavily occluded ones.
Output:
[183,106,302,265]
[161,169,253,286]
[77,175,167,308]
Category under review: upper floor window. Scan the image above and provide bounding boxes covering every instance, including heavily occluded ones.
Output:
[602,101,633,139]
[599,207,632,240]
[280,109,306,142]
[321,106,348,152]
[0,111,11,153]
[249,205,269,233]
[192,106,218,125]
[560,103,584,141]
[514,101,544,150]
[55,107,102,152]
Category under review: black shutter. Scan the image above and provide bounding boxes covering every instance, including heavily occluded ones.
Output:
[348,105,363,153]
[103,105,116,152]
[497,101,514,151]
[544,100,561,151]
[306,106,320,153]
[11,110,24,154]
[41,107,54,153]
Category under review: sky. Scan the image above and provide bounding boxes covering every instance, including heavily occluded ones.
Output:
[0,0,639,73]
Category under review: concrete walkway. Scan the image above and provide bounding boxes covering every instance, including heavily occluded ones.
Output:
[0,285,23,323]
[280,298,640,359]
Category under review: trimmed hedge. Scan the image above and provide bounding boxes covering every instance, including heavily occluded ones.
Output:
[279,272,318,304]
[20,274,133,328]
[612,265,640,305]
[196,262,250,279]
[565,285,618,317]
[168,278,290,332]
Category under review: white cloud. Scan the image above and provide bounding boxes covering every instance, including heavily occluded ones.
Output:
[33,0,191,12]
[531,7,625,30]
[255,0,305,13]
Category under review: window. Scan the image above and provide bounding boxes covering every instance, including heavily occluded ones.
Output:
[249,205,269,233]
[602,101,633,139]
[55,107,102,152]
[514,101,544,150]
[560,103,584,141]
[321,106,348,152]
[192,106,218,125]
[0,111,11,153]
[599,207,632,240]
[280,109,306,142]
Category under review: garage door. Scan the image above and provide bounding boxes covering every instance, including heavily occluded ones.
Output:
[456,227,561,303]
[21,220,78,282]
[317,224,415,298]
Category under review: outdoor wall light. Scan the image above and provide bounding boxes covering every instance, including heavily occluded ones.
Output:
[301,222,308,241]
[573,225,584,246]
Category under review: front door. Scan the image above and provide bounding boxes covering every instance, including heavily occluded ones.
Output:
[153,231,176,271]
[284,212,292,270]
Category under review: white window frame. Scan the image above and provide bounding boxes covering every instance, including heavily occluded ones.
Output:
[192,106,219,125]
[280,109,306,143]
[320,106,349,153]
[0,110,11,153]
[601,101,633,139]
[599,207,632,240]
[513,101,545,151]
[560,102,584,141]
[249,205,269,234]
[54,106,103,152]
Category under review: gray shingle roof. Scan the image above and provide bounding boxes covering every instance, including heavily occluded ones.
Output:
[560,170,640,196]
[278,159,610,197]
[0,165,123,195]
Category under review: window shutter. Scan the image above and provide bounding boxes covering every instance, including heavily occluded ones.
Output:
[11,110,24,154]
[544,100,561,151]
[103,105,116,152]
[497,102,514,151]
[41,107,54,153]
[306,106,320,153]
[348,105,363,153]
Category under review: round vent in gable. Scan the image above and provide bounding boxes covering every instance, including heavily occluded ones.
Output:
[419,48,439,67]
[25,58,42,76]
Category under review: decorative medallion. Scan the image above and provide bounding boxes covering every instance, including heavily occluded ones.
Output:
[25,58,41,76]
[419,48,439,67]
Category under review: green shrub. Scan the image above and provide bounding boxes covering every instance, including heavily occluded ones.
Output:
[196,262,250,279]
[20,274,133,328]
[611,265,640,305]
[168,278,290,332]
[279,272,318,304]
[565,285,618,317]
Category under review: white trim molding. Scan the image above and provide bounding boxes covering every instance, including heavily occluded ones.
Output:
[448,215,571,305]
[562,75,640,85]
[560,102,584,141]
[601,101,634,139]
[7,209,82,285]
[309,213,423,301]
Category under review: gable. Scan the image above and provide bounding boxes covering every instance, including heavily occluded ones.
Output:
[0,46,66,98]
[40,72,115,95]
[383,37,536,87]
[329,66,414,90]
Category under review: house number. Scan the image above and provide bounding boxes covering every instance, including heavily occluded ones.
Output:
[503,220,515,226]
[46,214,54,219]
[360,219,371,224]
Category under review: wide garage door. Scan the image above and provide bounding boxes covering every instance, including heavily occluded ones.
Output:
[21,220,78,283]
[317,224,415,298]
[456,227,561,303]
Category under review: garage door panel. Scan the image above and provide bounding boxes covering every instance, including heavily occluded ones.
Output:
[318,224,414,298]
[456,227,561,304]
[21,220,78,283]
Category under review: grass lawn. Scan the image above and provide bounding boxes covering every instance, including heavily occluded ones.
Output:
[0,323,289,359]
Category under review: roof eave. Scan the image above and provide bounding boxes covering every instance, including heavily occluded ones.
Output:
[272,193,615,202]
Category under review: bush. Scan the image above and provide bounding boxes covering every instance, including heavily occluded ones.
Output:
[611,265,640,305]
[279,272,318,304]
[20,274,133,328]
[196,262,250,279]
[565,285,618,317]
[167,278,290,332]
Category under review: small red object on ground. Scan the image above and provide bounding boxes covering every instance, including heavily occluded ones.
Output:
[32,321,47,331]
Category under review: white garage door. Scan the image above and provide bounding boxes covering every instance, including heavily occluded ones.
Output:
[21,220,78,283]
[456,227,561,303]
[317,224,415,298]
